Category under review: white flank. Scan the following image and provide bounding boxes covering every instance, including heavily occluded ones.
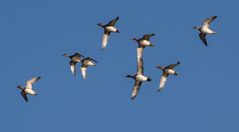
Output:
[81,67,87,79]
[140,40,151,46]
[25,88,36,95]
[136,75,148,81]
[202,27,215,34]
[105,26,117,32]
[102,34,109,49]
[166,69,175,74]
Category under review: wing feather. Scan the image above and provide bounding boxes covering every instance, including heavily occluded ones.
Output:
[81,66,87,79]
[21,91,28,102]
[70,61,76,75]
[166,61,180,69]
[136,47,144,75]
[131,81,142,100]
[143,33,155,40]
[203,16,217,28]
[26,76,41,89]
[199,33,207,46]
[102,34,110,50]
[158,73,168,92]
[107,16,119,26]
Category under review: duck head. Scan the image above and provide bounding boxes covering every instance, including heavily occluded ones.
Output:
[63,53,68,57]
[17,85,23,90]
[156,65,165,70]
[193,26,202,32]
[125,74,135,79]
[97,23,104,28]
[132,37,139,42]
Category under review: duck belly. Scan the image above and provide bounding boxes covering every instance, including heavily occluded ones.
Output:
[136,75,148,81]
[106,26,117,32]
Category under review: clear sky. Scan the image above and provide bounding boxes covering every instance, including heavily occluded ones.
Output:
[1,0,239,131]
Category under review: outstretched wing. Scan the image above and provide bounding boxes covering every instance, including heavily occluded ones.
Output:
[74,52,84,59]
[107,16,119,26]
[131,81,142,100]
[84,57,98,63]
[166,61,180,69]
[203,16,217,28]
[21,91,28,102]
[142,33,155,40]
[70,60,77,75]
[136,48,144,75]
[136,46,144,63]
[102,33,110,50]
[199,33,207,46]
[158,73,169,92]
[26,76,41,89]
[81,66,87,79]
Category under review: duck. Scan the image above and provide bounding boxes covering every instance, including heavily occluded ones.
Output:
[63,52,84,75]
[125,55,152,100]
[97,16,120,50]
[80,57,97,79]
[193,16,217,46]
[17,76,41,102]
[156,61,180,92]
[132,33,155,47]
[132,33,155,61]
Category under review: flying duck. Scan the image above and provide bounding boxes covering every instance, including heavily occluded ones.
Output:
[156,61,180,92]
[63,52,84,75]
[17,76,41,102]
[132,33,155,60]
[97,16,120,50]
[125,54,152,100]
[193,16,217,46]
[80,57,97,79]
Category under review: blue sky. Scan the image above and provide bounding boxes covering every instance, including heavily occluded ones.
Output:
[1,0,239,131]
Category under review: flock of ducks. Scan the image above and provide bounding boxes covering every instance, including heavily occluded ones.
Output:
[17,15,217,102]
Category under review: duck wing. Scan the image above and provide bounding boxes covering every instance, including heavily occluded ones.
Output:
[70,60,77,75]
[142,33,155,41]
[166,61,180,69]
[136,49,144,75]
[106,16,119,26]
[26,76,41,89]
[131,80,142,100]
[21,91,28,102]
[199,33,208,46]
[203,16,217,28]
[102,33,110,50]
[136,46,144,62]
[80,66,87,79]
[158,72,169,92]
